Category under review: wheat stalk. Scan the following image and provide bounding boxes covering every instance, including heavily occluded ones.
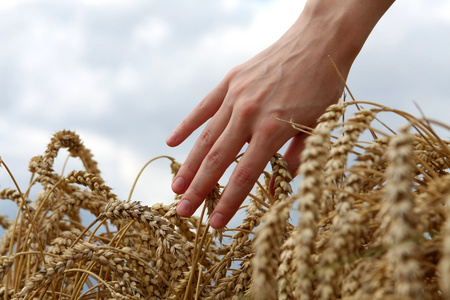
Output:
[1,101,449,299]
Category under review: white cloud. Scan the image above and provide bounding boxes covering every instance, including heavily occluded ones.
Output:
[195,0,306,59]
[17,66,111,120]
[0,0,32,11]
[347,0,450,116]
[78,0,145,10]
[1,3,113,121]
[1,0,449,221]
[0,123,177,205]
[221,0,241,12]
[133,18,171,48]
[0,120,49,160]
[436,2,450,22]
[114,67,145,92]
[74,130,179,205]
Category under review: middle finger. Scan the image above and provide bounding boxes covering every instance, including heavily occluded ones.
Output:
[172,104,232,195]
[176,119,249,217]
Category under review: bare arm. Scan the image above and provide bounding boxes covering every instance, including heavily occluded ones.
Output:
[167,0,395,229]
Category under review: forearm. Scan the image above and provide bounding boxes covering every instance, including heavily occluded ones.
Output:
[311,0,394,59]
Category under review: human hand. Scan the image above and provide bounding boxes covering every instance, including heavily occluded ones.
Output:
[166,0,394,229]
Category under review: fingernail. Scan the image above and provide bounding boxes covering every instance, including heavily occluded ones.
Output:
[166,132,178,145]
[210,212,225,229]
[177,200,193,217]
[172,176,186,193]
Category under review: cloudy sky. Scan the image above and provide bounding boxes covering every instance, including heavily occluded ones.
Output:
[1,0,449,221]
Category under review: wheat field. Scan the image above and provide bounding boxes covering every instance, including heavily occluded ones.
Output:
[1,100,449,299]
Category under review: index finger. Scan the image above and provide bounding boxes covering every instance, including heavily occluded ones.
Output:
[166,80,229,147]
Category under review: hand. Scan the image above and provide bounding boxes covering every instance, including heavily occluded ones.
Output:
[166,0,394,229]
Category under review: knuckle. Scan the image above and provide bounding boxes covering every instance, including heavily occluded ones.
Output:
[178,161,195,179]
[237,100,259,120]
[226,65,243,79]
[183,184,209,210]
[205,151,224,170]
[195,98,207,111]
[187,183,203,200]
[199,129,213,146]
[232,166,254,186]
[258,118,285,140]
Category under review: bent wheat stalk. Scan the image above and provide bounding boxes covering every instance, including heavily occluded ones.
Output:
[0,103,449,299]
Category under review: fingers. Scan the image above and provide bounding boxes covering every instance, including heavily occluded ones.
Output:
[208,130,290,229]
[174,110,304,229]
[176,111,299,228]
[176,127,249,218]
[171,104,232,194]
[166,80,229,147]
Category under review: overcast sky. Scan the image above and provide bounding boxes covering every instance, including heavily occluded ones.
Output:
[1,0,449,221]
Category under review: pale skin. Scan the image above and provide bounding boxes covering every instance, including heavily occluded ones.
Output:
[167,0,395,229]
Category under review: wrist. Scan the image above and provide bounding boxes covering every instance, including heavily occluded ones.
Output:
[294,0,394,74]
